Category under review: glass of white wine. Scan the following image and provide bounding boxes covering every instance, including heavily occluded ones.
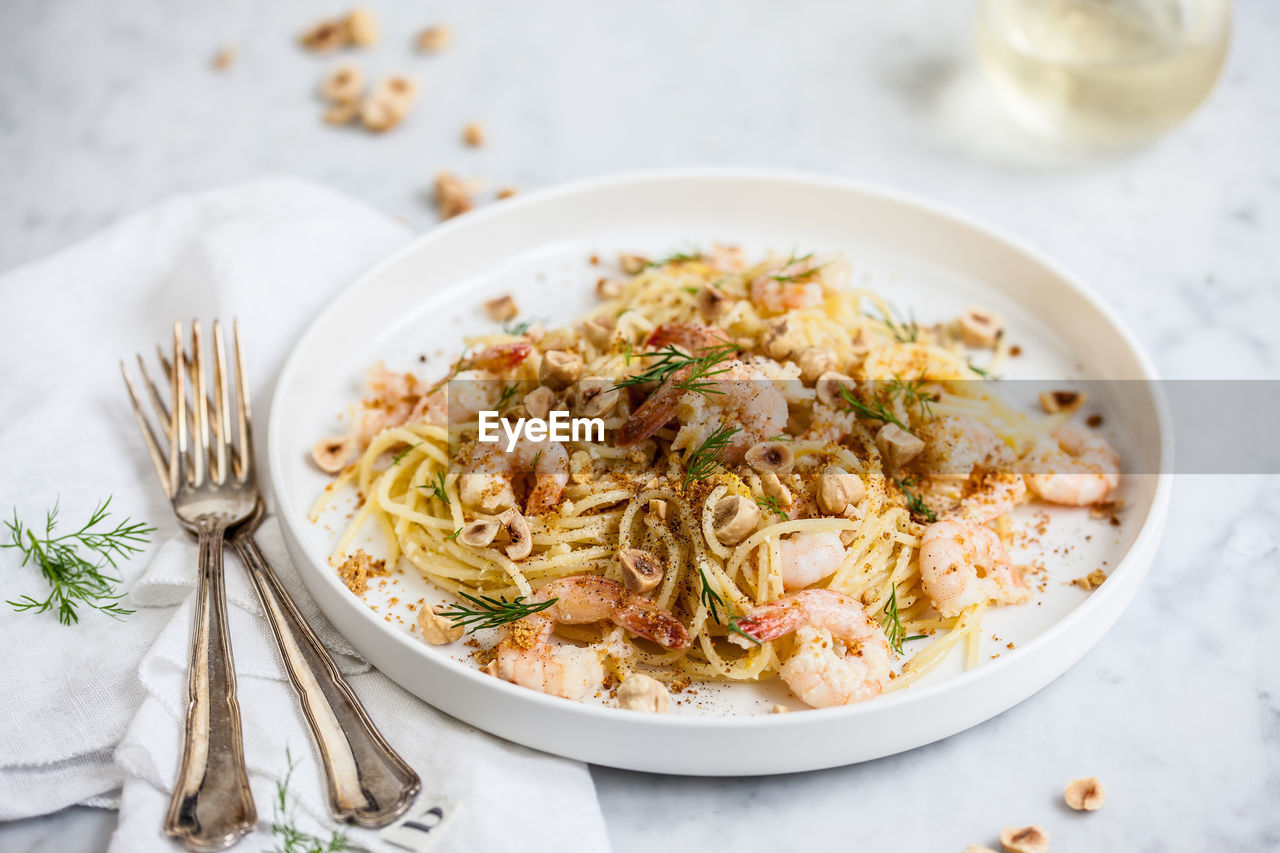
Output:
[978,0,1231,147]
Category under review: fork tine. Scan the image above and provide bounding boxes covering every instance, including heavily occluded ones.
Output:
[190,321,209,487]
[212,321,231,484]
[159,342,229,449]
[171,321,185,495]
[121,361,172,497]
[232,319,253,481]
[138,352,173,441]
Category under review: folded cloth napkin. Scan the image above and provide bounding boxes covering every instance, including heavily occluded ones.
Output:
[0,178,610,852]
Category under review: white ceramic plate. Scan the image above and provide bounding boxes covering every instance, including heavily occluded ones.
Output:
[268,170,1172,775]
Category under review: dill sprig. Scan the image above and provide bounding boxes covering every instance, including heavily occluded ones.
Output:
[695,561,759,646]
[502,318,540,336]
[445,527,463,542]
[838,386,908,430]
[768,433,794,442]
[438,591,559,632]
[682,286,700,296]
[3,498,152,625]
[967,361,996,380]
[417,471,450,505]
[614,343,738,398]
[270,748,349,853]
[880,585,925,655]
[645,250,703,269]
[495,382,520,411]
[683,423,740,488]
[885,378,938,420]
[771,250,824,284]
[869,304,919,343]
[425,349,471,395]
[756,494,789,521]
[894,477,937,523]
[390,442,422,466]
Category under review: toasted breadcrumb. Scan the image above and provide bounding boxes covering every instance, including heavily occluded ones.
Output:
[336,549,388,595]
[435,170,475,219]
[1072,569,1108,591]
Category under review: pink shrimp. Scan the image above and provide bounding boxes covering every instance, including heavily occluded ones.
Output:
[1025,424,1120,506]
[617,324,736,447]
[496,576,690,700]
[470,341,532,372]
[730,589,892,708]
[919,518,1029,618]
[749,257,826,313]
[459,437,570,514]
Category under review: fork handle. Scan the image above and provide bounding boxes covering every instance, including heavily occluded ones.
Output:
[231,531,420,826]
[166,522,256,851]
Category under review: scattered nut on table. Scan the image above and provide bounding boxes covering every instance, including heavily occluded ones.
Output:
[1064,776,1106,811]
[1000,825,1049,853]
[416,24,453,53]
[484,293,519,322]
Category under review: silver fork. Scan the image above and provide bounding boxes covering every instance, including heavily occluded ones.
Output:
[122,321,420,850]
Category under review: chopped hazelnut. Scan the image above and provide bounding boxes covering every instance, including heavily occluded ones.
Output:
[582,315,616,348]
[539,350,583,389]
[959,307,1004,348]
[771,705,790,714]
[434,170,474,219]
[795,346,838,382]
[312,436,355,473]
[300,18,347,52]
[523,385,555,421]
[618,253,650,275]
[457,519,500,548]
[760,471,793,506]
[617,673,669,713]
[744,441,795,477]
[496,187,518,200]
[462,121,486,147]
[1000,825,1049,853]
[497,508,532,560]
[573,377,620,417]
[1071,569,1108,591]
[370,74,416,107]
[647,499,667,522]
[359,97,406,133]
[345,6,379,47]
[416,24,453,53]
[569,449,595,485]
[1064,776,1105,811]
[596,277,625,300]
[712,495,760,545]
[695,284,732,319]
[876,423,925,469]
[817,465,865,515]
[484,294,519,323]
[618,548,664,594]
[321,62,364,104]
[761,317,796,360]
[815,371,856,408]
[323,101,360,125]
[211,46,236,70]
[963,847,998,853]
[1039,390,1086,415]
[417,603,464,645]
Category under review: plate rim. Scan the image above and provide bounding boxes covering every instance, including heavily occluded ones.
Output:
[266,167,1173,738]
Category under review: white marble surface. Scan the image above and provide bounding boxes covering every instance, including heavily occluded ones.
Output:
[1,1,1277,851]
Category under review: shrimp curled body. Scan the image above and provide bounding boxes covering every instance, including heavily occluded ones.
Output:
[731,589,892,708]
[496,576,690,700]
[919,519,1029,618]
[1026,424,1119,507]
[461,437,570,514]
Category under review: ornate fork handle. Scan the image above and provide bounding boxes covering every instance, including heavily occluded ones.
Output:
[165,520,256,851]
[231,529,419,825]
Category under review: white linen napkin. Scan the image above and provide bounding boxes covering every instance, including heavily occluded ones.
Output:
[0,178,610,852]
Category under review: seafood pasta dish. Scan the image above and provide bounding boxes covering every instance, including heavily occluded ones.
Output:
[310,246,1121,712]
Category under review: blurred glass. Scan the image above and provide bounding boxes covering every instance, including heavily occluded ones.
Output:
[978,0,1231,147]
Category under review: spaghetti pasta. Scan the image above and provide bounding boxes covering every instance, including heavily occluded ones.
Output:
[313,246,1121,710]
